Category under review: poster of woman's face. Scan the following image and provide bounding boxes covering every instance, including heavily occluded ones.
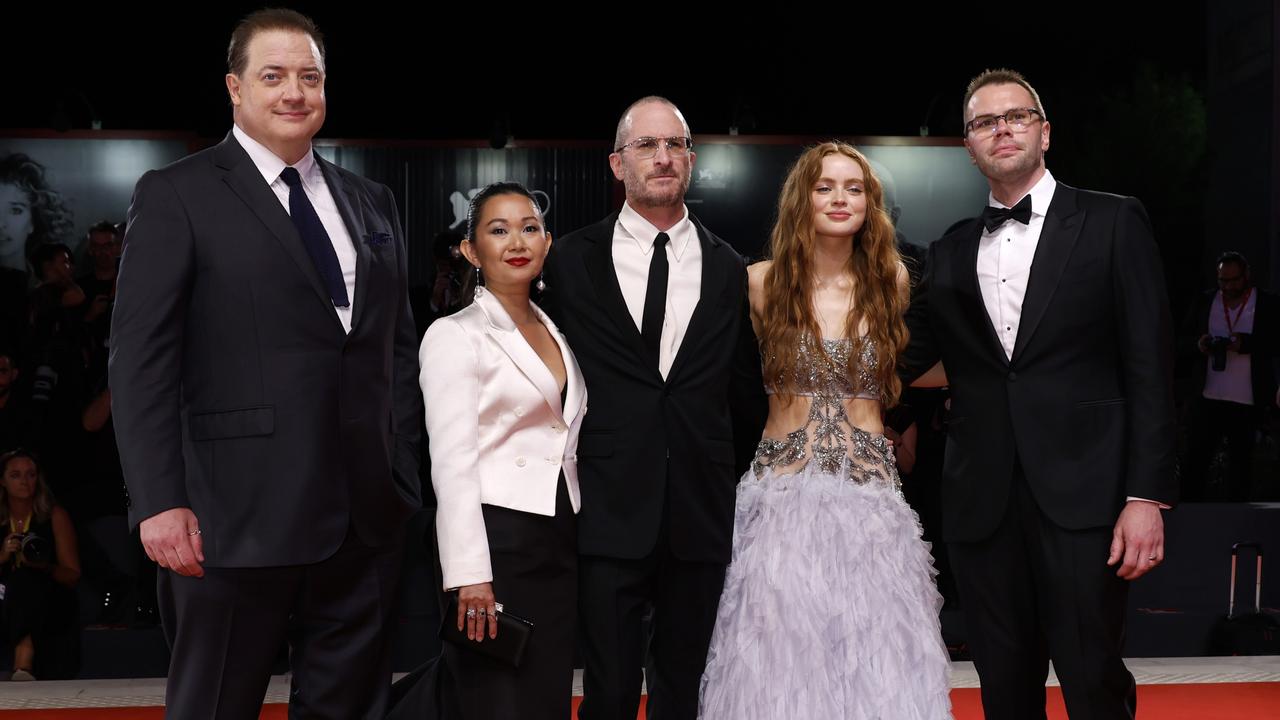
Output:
[0,140,191,275]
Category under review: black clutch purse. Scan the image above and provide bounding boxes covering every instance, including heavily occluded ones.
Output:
[440,596,534,667]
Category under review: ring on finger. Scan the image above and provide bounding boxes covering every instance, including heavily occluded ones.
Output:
[465,608,476,618]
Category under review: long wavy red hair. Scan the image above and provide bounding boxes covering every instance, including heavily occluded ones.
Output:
[760,142,907,406]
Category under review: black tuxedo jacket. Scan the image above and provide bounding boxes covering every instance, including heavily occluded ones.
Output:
[901,183,1177,542]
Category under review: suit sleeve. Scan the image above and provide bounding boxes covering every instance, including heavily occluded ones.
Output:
[419,318,490,590]
[383,184,423,508]
[108,170,195,530]
[899,240,942,385]
[1111,198,1177,505]
[728,258,766,475]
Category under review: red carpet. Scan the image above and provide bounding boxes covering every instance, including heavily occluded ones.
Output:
[3,684,1277,719]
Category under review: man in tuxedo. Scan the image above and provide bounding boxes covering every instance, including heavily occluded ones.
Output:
[109,9,420,718]
[541,97,765,720]
[900,69,1176,720]
[1180,251,1280,501]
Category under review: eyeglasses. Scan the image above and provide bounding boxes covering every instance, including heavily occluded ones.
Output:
[965,108,1043,136]
[614,136,693,158]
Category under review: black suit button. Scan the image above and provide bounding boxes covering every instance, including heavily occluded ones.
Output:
[1008,371,1018,382]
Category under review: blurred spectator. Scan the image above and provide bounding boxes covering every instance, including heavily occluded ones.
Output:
[1180,251,1280,501]
[0,449,81,680]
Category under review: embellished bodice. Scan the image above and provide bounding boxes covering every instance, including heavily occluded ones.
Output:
[764,335,881,401]
[753,335,898,489]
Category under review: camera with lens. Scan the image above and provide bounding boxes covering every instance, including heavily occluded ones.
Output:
[1208,335,1234,372]
[15,533,51,566]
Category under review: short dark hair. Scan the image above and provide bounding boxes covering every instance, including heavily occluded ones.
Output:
[465,182,544,242]
[963,68,1047,126]
[227,8,325,77]
[87,220,118,239]
[1217,250,1249,274]
[30,242,72,280]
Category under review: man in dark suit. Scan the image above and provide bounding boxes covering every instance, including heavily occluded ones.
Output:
[900,69,1176,720]
[541,97,765,720]
[1180,251,1280,501]
[109,9,420,718]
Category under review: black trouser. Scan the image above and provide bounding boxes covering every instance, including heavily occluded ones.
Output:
[159,529,404,720]
[1183,397,1258,501]
[577,522,726,720]
[446,478,578,720]
[948,464,1135,720]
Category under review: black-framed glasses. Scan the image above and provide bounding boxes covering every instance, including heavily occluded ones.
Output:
[965,108,1043,136]
[614,136,693,158]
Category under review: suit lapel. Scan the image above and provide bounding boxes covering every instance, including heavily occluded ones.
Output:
[1011,185,1083,362]
[955,222,1009,367]
[214,135,340,331]
[583,214,651,364]
[318,156,372,331]
[665,215,727,385]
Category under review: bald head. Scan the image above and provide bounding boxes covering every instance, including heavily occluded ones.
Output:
[614,96,691,150]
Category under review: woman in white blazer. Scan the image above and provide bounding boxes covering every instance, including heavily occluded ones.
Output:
[418,182,585,720]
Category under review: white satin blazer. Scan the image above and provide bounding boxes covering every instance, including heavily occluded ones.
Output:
[419,287,586,590]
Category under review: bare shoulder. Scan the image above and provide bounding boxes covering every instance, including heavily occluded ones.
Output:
[747,259,773,291]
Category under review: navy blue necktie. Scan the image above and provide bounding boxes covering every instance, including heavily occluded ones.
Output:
[980,194,1033,233]
[280,166,349,308]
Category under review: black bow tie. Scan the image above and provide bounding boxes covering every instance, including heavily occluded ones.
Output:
[980,194,1033,232]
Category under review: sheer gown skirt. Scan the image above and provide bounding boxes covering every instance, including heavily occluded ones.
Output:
[698,425,952,720]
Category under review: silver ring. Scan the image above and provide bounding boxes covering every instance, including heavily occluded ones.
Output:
[1147,556,1158,562]
[478,608,487,616]
[188,529,202,536]
[465,608,476,618]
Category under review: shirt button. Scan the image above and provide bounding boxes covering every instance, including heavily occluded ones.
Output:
[515,457,526,467]
[513,406,524,417]
[1001,278,1006,283]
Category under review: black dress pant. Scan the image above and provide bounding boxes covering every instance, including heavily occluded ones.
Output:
[577,507,727,720]
[948,464,1136,720]
[446,477,578,720]
[1183,397,1258,501]
[158,528,404,720]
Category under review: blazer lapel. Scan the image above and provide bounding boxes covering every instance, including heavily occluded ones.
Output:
[317,156,372,331]
[478,290,563,421]
[1011,185,1083,362]
[534,303,585,426]
[214,134,341,331]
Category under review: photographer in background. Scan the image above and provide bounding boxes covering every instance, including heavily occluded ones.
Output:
[1181,251,1280,501]
[0,449,80,680]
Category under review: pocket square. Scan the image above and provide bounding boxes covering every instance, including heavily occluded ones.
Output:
[365,231,392,246]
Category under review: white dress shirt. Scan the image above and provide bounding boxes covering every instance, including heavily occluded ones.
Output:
[612,202,702,379]
[976,170,1057,360]
[233,125,357,334]
[1203,289,1257,405]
